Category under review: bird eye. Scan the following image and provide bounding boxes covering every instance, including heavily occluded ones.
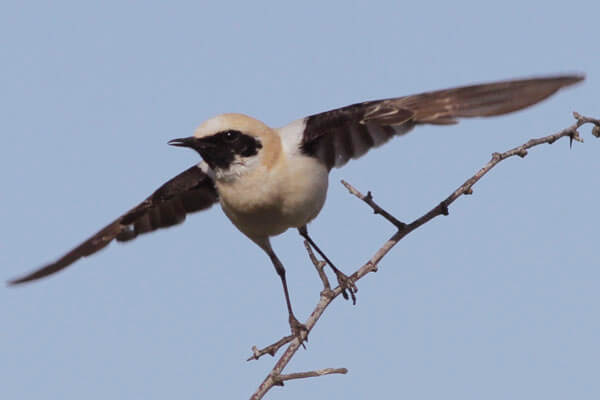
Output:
[223,130,241,142]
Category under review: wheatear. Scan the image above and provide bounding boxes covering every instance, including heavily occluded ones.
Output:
[9,75,582,336]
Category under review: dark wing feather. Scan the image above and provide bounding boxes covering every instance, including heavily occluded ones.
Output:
[8,165,218,285]
[301,75,583,169]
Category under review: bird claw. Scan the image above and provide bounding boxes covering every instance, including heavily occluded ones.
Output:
[289,315,308,346]
[335,270,358,305]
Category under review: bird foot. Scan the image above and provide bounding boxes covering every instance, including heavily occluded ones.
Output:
[289,315,308,345]
[335,270,358,305]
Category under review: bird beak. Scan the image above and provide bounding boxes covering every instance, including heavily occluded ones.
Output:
[169,136,216,163]
[168,136,200,149]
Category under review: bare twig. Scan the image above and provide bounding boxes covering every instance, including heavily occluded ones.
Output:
[249,291,339,399]
[304,241,331,292]
[249,113,599,399]
[341,181,407,228]
[247,336,295,361]
[274,368,348,385]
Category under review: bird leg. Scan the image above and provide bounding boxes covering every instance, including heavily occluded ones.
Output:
[267,249,308,342]
[298,225,357,304]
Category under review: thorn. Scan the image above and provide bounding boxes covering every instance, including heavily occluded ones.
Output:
[569,129,584,148]
[367,261,378,273]
[440,202,449,216]
[517,149,528,158]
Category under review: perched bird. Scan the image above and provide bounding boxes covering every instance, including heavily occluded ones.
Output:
[9,75,583,336]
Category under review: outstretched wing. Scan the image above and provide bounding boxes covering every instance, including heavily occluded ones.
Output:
[298,75,583,169]
[8,164,218,285]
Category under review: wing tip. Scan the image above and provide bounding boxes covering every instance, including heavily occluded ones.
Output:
[6,275,31,286]
[551,73,585,87]
[6,260,66,287]
[498,73,584,86]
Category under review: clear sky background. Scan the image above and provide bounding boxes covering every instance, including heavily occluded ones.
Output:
[2,1,598,399]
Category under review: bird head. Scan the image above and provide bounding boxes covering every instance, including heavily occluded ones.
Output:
[169,113,282,181]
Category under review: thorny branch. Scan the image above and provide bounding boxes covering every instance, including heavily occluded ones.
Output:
[249,113,599,400]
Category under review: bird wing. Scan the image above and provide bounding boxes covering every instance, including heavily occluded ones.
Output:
[298,75,583,169]
[8,164,218,285]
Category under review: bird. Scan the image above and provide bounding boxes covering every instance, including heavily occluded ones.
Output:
[8,75,583,337]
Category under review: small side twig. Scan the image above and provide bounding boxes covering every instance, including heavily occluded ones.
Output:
[304,241,331,292]
[247,336,295,361]
[273,368,348,385]
[341,181,407,229]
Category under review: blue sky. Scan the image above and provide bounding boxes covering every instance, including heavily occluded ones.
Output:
[2,1,598,399]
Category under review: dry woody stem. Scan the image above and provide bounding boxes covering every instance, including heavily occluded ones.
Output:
[249,113,599,400]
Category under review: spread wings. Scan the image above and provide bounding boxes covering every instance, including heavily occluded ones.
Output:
[9,75,583,285]
[299,75,583,169]
[8,164,218,285]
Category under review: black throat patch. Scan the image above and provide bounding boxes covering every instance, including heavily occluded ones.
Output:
[197,130,263,170]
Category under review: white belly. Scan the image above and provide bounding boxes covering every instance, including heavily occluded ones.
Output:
[216,155,328,240]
